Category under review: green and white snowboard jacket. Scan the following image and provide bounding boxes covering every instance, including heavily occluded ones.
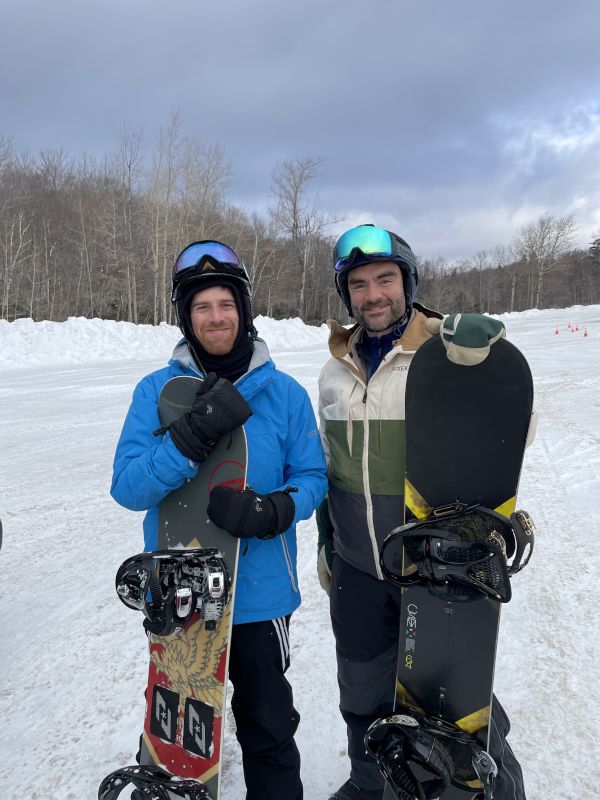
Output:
[318,303,442,580]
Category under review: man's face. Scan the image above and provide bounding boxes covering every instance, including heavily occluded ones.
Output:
[347,261,406,335]
[190,285,240,355]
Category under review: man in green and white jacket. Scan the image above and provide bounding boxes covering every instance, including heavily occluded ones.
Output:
[317,224,526,800]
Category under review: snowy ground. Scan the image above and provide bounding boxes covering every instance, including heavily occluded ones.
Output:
[0,307,598,800]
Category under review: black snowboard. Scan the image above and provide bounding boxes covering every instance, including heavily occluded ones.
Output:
[385,336,533,799]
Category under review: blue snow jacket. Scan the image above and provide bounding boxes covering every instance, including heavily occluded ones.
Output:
[111,337,328,624]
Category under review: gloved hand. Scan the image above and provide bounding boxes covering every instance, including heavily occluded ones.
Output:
[425,313,505,366]
[316,498,334,595]
[169,373,252,462]
[207,486,296,539]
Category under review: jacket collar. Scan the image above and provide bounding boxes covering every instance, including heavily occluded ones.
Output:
[326,302,442,377]
[170,336,274,396]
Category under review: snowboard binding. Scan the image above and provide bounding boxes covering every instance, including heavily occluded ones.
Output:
[116,548,230,636]
[380,505,534,602]
[98,764,213,799]
[365,710,497,800]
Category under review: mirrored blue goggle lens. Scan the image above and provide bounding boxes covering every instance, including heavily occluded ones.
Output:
[334,227,393,270]
[174,242,241,273]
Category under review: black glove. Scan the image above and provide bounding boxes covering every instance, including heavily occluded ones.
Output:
[207,486,296,539]
[316,498,334,594]
[168,373,252,462]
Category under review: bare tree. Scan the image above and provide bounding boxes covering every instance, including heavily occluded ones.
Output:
[492,243,519,312]
[270,157,330,317]
[429,256,453,310]
[246,213,276,303]
[471,250,490,311]
[146,113,184,323]
[39,148,73,191]
[514,213,577,308]
[584,232,600,304]
[1,211,32,319]
[0,135,14,172]
[186,142,231,241]
[40,218,57,318]
[77,193,95,317]
[116,129,143,322]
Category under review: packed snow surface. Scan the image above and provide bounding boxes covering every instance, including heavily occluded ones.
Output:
[1,306,599,799]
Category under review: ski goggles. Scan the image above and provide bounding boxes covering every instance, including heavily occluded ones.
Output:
[173,241,250,283]
[334,225,413,272]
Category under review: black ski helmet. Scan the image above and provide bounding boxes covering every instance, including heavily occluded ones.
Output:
[171,240,256,339]
[333,224,419,317]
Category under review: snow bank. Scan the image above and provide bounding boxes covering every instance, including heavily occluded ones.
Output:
[496,303,600,328]
[0,314,329,370]
[0,317,182,369]
[1,304,597,371]
[253,315,329,349]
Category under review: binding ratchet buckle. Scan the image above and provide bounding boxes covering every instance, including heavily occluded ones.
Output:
[115,548,230,636]
[380,504,535,603]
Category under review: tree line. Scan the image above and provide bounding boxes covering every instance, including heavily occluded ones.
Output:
[1,117,599,326]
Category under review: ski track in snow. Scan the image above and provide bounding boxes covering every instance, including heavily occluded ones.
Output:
[1,308,599,799]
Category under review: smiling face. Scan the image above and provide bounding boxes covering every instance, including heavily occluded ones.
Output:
[347,260,406,335]
[189,285,240,355]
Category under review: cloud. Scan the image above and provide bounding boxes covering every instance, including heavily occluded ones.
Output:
[2,0,600,258]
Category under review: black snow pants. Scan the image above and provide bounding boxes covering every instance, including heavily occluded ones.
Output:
[228,615,302,800]
[330,555,526,798]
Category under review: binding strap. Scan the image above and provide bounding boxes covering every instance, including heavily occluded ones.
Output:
[98,764,213,800]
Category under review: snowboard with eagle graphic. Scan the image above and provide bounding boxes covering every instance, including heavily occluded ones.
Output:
[99,375,247,800]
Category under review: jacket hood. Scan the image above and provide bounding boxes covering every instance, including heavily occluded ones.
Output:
[169,336,275,400]
[170,336,271,374]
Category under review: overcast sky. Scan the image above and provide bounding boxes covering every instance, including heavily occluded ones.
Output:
[2,0,600,260]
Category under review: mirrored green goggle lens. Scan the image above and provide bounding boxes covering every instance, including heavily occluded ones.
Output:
[334,227,393,270]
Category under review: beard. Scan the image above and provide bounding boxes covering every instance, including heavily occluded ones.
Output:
[352,296,406,333]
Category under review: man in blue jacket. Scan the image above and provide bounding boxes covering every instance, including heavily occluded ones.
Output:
[111,240,328,800]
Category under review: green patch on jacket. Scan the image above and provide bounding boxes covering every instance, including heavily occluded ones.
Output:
[325,418,406,495]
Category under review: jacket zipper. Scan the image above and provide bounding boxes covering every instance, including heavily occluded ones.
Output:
[361,386,385,580]
[280,535,298,592]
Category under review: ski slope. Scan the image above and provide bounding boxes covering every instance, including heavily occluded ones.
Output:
[0,307,598,800]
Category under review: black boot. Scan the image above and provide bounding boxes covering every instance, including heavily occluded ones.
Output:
[329,779,383,799]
